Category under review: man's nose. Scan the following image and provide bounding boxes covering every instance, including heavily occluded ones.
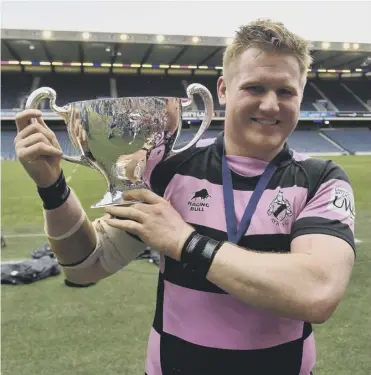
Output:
[259,92,280,115]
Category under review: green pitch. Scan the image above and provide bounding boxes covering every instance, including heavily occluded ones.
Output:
[1,156,371,375]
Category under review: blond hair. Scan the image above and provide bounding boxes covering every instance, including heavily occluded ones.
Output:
[223,19,313,77]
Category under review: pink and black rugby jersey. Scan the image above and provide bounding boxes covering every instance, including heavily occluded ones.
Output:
[143,132,356,375]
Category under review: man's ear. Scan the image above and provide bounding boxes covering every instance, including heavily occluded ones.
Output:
[217,76,227,107]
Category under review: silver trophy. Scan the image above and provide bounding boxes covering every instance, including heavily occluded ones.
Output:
[25,84,213,208]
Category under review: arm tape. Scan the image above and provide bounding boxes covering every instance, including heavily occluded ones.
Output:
[60,218,146,274]
[46,211,86,240]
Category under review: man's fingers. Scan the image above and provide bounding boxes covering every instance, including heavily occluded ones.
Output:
[36,117,61,148]
[104,217,142,235]
[15,109,43,132]
[16,133,53,151]
[38,116,52,130]
[131,202,153,213]
[15,123,54,144]
[123,189,165,205]
[104,205,147,223]
[15,121,61,151]
[18,142,63,162]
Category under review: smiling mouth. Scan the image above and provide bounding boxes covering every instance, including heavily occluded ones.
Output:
[250,118,280,125]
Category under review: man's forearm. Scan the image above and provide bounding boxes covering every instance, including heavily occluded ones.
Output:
[43,190,147,284]
[43,189,97,265]
[206,243,330,323]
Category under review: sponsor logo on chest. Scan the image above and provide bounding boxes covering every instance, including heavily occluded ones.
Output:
[188,188,211,212]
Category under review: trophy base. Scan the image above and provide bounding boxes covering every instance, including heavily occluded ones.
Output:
[91,190,139,208]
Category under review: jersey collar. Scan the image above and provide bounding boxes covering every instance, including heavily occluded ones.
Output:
[214,131,293,168]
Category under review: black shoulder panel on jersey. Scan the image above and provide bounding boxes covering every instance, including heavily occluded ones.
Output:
[294,158,350,203]
[150,141,215,197]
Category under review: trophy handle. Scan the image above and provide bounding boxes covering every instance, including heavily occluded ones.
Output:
[172,83,214,154]
[25,87,89,167]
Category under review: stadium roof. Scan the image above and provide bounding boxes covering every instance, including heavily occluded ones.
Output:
[2,29,371,77]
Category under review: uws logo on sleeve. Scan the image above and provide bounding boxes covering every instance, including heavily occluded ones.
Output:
[188,189,211,212]
[329,187,355,221]
[267,190,293,227]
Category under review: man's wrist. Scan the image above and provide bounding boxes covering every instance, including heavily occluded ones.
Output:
[36,167,62,188]
[37,169,71,210]
[180,231,224,278]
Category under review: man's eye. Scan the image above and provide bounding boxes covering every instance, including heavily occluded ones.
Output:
[246,86,264,93]
[278,89,293,96]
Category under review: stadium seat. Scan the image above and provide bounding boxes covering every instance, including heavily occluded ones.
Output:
[1,73,370,114]
[287,130,344,153]
[342,80,371,105]
[301,83,323,111]
[39,74,111,106]
[1,73,370,160]
[1,73,34,109]
[314,80,369,111]
[321,128,371,153]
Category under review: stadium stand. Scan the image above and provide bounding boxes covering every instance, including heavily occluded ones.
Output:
[116,76,185,98]
[301,84,323,111]
[287,130,344,153]
[3,126,368,161]
[343,80,371,105]
[314,80,369,111]
[321,128,371,153]
[1,131,17,160]
[3,73,369,113]
[1,73,34,109]
[38,74,111,105]
[1,72,370,159]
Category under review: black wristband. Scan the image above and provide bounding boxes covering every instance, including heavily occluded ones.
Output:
[180,232,223,278]
[37,170,71,210]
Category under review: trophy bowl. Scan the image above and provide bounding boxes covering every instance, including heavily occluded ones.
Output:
[25,84,214,208]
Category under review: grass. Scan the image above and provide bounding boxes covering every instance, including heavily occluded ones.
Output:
[1,156,371,375]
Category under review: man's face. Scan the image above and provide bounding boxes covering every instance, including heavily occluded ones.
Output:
[217,47,305,159]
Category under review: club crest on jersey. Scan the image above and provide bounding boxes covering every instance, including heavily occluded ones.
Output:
[329,187,355,221]
[267,190,293,226]
[188,188,211,212]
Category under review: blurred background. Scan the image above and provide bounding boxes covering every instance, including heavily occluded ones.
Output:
[1,1,371,374]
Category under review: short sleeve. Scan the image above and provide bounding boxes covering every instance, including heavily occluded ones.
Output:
[291,161,356,252]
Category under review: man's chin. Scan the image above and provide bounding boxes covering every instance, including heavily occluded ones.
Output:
[242,133,285,156]
[243,129,282,145]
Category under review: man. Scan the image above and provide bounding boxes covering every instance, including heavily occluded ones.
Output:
[15,19,355,375]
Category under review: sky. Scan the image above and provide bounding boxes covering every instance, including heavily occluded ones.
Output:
[1,0,371,43]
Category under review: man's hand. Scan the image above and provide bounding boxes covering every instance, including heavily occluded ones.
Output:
[103,189,194,261]
[15,109,63,187]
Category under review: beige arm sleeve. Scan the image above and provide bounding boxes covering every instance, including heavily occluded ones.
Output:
[44,190,146,284]
[61,215,147,284]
